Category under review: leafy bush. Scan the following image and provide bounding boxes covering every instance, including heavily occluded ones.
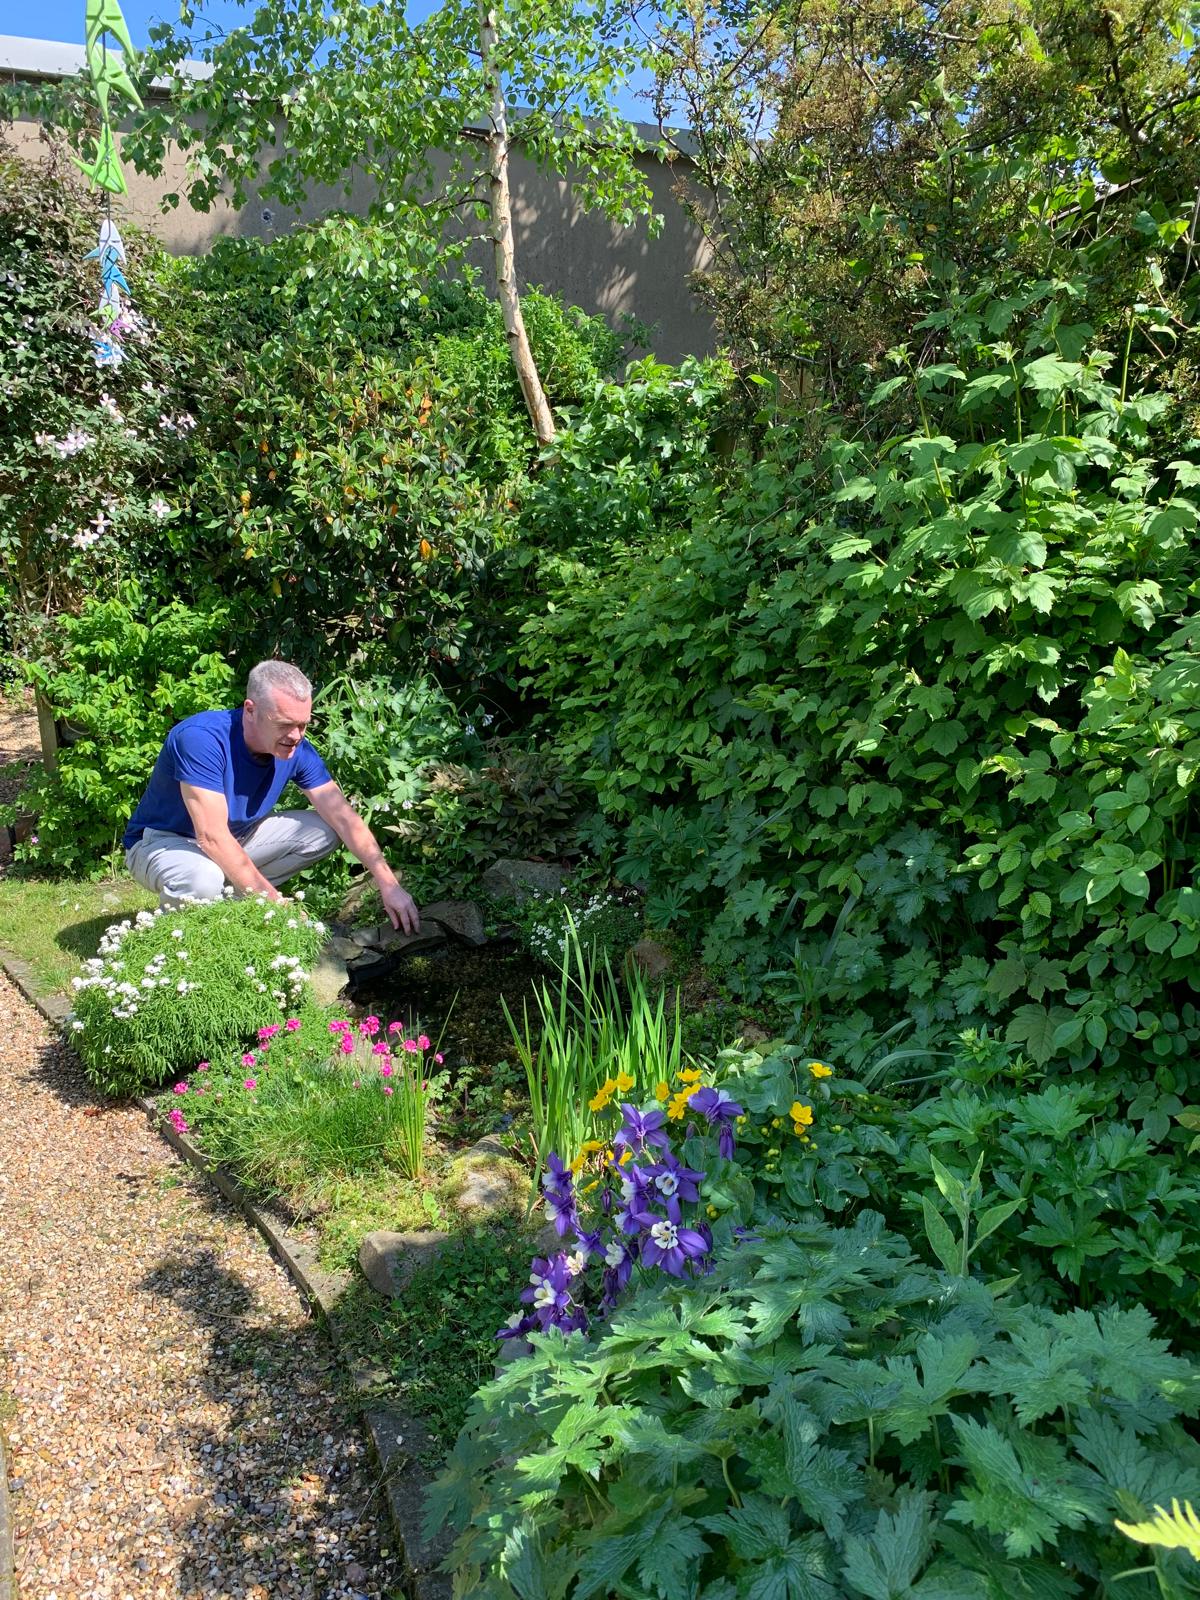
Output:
[416,742,584,880]
[723,1035,1200,1344]
[17,591,235,873]
[502,884,642,969]
[431,1214,1200,1598]
[70,894,324,1096]
[520,294,1200,1115]
[169,226,631,677]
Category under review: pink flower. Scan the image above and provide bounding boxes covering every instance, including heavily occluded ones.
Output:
[285,1018,301,1031]
[168,1108,189,1134]
[243,1078,257,1090]
[359,1015,380,1037]
[241,1052,257,1068]
[372,1041,390,1057]
[339,1034,355,1056]
[329,1019,351,1034]
[172,1082,189,1095]
[194,1086,206,1096]
[403,1038,419,1053]
[197,1061,210,1072]
[387,1021,403,1034]
[380,1063,393,1078]
[434,1053,444,1064]
[382,1085,394,1096]
[352,1079,361,1089]
[258,1024,280,1042]
[417,1034,431,1050]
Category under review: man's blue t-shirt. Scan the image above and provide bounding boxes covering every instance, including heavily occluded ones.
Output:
[123,708,332,850]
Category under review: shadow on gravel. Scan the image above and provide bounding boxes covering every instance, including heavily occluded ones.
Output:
[135,1237,409,1600]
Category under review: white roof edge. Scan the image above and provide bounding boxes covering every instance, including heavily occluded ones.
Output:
[0,33,213,87]
[0,33,694,156]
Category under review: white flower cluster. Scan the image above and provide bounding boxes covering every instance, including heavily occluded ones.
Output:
[157,411,196,434]
[35,428,95,457]
[526,890,625,968]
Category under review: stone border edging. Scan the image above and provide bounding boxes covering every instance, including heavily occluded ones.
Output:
[0,1427,14,1600]
[0,945,454,1600]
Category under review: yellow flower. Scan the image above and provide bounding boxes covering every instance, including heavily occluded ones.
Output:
[569,1153,586,1175]
[666,1092,690,1121]
[617,1147,633,1165]
[678,1067,702,1085]
[809,1061,833,1079]
[614,1070,636,1093]
[790,1101,814,1127]
[581,1139,605,1155]
[589,1080,616,1113]
[654,1080,670,1103]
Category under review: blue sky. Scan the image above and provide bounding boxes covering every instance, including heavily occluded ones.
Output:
[1,0,659,121]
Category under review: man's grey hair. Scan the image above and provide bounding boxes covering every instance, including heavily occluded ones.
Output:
[246,660,313,704]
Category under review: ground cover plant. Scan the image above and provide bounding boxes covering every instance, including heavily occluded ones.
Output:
[431,1053,1200,1598]
[69,891,324,1095]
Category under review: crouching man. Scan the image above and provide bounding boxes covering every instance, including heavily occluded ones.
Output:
[124,660,419,932]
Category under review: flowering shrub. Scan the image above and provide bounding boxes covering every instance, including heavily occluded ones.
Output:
[69,892,324,1096]
[165,1008,446,1193]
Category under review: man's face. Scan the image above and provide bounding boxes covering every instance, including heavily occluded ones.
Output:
[243,689,312,760]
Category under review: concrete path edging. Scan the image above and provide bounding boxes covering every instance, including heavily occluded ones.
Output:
[0,1425,14,1600]
[0,944,455,1600]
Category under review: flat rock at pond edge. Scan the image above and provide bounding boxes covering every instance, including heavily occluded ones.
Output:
[478,858,567,903]
[420,900,487,946]
[311,949,351,1008]
[624,936,674,984]
[359,1229,450,1298]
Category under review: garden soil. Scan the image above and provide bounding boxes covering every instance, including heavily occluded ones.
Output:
[0,693,39,813]
[0,970,408,1599]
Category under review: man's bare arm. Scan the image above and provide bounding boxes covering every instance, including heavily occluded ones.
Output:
[305,781,419,933]
[180,783,281,899]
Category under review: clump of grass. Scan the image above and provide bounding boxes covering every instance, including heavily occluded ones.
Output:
[70,893,326,1096]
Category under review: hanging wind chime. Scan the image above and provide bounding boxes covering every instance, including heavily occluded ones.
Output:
[75,0,143,368]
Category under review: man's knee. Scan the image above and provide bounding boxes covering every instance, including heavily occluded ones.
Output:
[297,815,340,863]
[158,857,226,905]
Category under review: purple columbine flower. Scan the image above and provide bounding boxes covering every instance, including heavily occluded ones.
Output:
[541,1155,579,1236]
[644,1151,705,1204]
[573,1226,603,1257]
[601,1237,636,1306]
[613,1103,670,1158]
[637,1199,711,1278]
[518,1253,587,1331]
[688,1086,744,1159]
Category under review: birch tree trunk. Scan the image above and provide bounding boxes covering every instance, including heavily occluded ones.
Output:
[475,0,557,445]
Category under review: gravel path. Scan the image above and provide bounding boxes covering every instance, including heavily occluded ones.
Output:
[0,971,408,1600]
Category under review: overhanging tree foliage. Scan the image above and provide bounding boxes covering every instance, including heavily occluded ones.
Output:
[14,0,669,444]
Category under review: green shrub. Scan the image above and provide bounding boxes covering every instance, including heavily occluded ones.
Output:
[723,1035,1200,1345]
[70,895,325,1096]
[520,299,1200,1117]
[17,590,235,874]
[0,141,217,651]
[431,1214,1200,1598]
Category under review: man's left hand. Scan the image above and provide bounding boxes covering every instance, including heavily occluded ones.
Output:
[380,881,420,936]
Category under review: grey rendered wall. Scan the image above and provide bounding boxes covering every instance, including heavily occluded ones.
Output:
[6,114,716,364]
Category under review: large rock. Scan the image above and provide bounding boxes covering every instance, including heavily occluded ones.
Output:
[445,1134,527,1219]
[367,925,448,958]
[359,1229,449,1298]
[421,900,487,947]
[479,858,566,904]
[624,936,673,986]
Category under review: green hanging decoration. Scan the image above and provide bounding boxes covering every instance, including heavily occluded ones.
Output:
[72,0,141,196]
[74,0,143,366]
